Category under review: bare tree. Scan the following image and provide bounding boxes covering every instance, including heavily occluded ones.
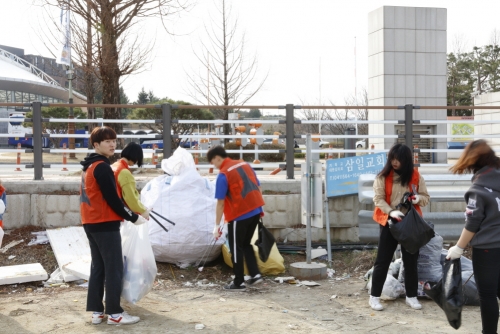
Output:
[186,0,267,137]
[451,33,469,55]
[37,0,187,139]
[323,88,369,136]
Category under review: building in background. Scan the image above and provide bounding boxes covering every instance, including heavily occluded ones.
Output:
[0,46,86,146]
[367,6,447,163]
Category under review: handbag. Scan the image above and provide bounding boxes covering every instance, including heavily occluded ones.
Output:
[254,219,275,262]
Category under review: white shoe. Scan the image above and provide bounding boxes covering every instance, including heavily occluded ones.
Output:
[91,312,105,325]
[406,297,422,310]
[369,296,384,311]
[107,312,140,325]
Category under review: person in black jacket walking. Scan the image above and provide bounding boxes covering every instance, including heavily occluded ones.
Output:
[80,126,147,326]
[448,140,500,334]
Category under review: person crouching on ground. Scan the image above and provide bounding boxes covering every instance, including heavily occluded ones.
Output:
[112,142,150,219]
[80,127,147,325]
[370,143,430,311]
[207,146,264,291]
[448,140,500,334]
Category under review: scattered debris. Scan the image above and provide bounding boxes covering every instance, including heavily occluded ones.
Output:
[282,310,288,313]
[311,247,327,259]
[218,298,226,302]
[288,324,299,330]
[397,321,408,325]
[195,324,205,330]
[22,300,33,305]
[300,281,320,287]
[183,282,193,287]
[27,231,49,246]
[0,239,24,253]
[7,255,15,260]
[327,268,335,278]
[274,277,295,283]
[330,295,338,299]
[299,308,309,312]
[0,263,48,286]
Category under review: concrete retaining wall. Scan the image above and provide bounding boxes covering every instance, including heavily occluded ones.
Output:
[0,179,465,243]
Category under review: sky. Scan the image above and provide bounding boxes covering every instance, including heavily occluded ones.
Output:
[1,0,499,110]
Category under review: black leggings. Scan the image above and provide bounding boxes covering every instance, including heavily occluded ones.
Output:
[371,223,419,298]
[227,214,261,287]
[473,247,500,334]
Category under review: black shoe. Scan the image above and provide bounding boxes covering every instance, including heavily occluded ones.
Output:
[246,274,263,286]
[223,282,246,292]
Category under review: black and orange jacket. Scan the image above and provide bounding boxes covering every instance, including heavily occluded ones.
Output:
[219,158,265,222]
[80,154,138,225]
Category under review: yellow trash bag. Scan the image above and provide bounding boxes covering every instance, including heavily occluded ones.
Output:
[222,225,285,276]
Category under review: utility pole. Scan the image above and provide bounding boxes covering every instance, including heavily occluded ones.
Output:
[67,63,75,158]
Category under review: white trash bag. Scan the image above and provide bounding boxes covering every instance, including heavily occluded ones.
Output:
[141,146,224,267]
[121,221,157,304]
[367,274,404,300]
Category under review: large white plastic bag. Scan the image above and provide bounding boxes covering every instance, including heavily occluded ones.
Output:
[367,274,404,300]
[121,221,157,304]
[142,148,225,267]
[161,146,195,176]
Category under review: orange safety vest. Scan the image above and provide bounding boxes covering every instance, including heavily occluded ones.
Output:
[372,169,423,226]
[80,160,123,224]
[111,159,128,200]
[220,158,265,222]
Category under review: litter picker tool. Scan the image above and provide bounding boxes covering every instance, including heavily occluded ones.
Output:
[151,210,176,226]
[149,214,169,233]
[197,225,223,272]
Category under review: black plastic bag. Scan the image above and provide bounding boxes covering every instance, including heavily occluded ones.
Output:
[424,259,463,329]
[254,219,275,262]
[388,203,435,254]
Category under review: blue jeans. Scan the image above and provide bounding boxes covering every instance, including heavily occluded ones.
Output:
[473,247,500,334]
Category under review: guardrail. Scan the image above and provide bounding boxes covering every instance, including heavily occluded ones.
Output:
[0,102,500,180]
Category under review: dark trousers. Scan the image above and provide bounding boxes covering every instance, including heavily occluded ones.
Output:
[473,247,500,334]
[371,223,419,298]
[227,214,261,287]
[84,229,124,314]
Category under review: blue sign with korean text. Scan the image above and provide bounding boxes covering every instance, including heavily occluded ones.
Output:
[326,153,387,197]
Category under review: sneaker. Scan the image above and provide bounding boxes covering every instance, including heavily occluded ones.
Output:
[247,274,264,286]
[223,281,246,292]
[406,297,422,310]
[369,296,384,311]
[91,312,105,325]
[107,312,140,325]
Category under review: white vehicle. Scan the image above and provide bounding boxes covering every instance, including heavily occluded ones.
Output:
[356,139,366,148]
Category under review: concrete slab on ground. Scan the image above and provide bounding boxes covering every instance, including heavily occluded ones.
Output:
[46,226,91,282]
[0,263,48,285]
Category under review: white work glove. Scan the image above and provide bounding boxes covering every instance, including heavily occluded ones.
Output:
[141,208,151,220]
[134,215,147,225]
[389,210,405,222]
[446,245,464,260]
[213,224,222,239]
[409,194,420,205]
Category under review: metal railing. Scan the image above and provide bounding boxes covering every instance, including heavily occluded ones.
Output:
[1,102,500,180]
